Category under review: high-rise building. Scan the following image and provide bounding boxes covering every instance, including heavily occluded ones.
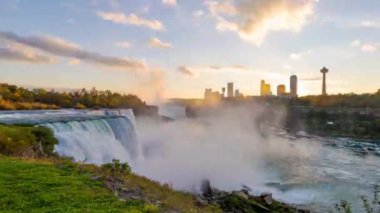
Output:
[235,89,240,97]
[221,87,226,98]
[290,75,298,98]
[260,80,272,96]
[204,88,212,99]
[277,85,286,97]
[204,88,221,104]
[227,82,234,98]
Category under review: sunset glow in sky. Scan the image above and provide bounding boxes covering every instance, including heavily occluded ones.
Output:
[0,0,379,102]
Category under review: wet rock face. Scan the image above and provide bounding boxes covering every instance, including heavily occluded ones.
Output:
[196,180,303,213]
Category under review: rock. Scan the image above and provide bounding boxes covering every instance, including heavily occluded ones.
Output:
[297,208,311,213]
[200,179,212,196]
[260,193,273,205]
[241,185,251,195]
[195,196,208,206]
[91,175,101,181]
[232,190,248,199]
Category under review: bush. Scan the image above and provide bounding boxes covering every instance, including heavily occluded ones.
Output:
[0,125,58,157]
[101,159,131,176]
[31,126,58,155]
[54,157,79,171]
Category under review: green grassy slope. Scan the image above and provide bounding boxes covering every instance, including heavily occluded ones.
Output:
[0,157,156,213]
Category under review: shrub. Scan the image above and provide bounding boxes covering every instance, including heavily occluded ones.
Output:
[0,125,58,157]
[31,126,58,155]
[54,157,79,171]
[335,200,352,213]
[101,159,131,176]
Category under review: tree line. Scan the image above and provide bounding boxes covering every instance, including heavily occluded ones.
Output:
[298,89,380,108]
[0,83,145,110]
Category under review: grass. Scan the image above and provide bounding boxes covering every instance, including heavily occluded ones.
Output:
[0,156,221,212]
[74,160,220,212]
[0,157,157,213]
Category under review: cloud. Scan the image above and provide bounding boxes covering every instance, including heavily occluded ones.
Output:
[289,50,312,60]
[115,41,131,48]
[0,31,147,70]
[350,40,378,53]
[207,0,237,16]
[207,0,317,45]
[282,63,292,70]
[109,0,119,10]
[360,20,380,29]
[0,47,55,64]
[177,66,195,77]
[179,64,274,75]
[300,76,321,81]
[162,0,177,6]
[148,37,173,49]
[350,39,361,48]
[67,58,80,65]
[97,12,164,30]
[361,44,378,53]
[205,64,250,71]
[290,53,302,60]
[193,10,204,18]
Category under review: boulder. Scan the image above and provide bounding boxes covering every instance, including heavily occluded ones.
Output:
[232,190,248,199]
[241,185,252,195]
[195,196,208,206]
[260,193,273,205]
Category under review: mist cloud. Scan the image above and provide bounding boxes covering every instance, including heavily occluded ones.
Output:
[207,0,317,45]
[0,31,147,70]
[136,105,322,195]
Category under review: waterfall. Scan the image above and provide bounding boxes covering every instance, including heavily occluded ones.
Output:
[42,110,139,165]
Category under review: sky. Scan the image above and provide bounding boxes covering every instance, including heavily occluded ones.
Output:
[0,0,379,102]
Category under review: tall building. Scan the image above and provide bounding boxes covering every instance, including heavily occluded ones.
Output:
[260,80,272,96]
[235,89,240,97]
[204,88,221,104]
[321,67,329,96]
[227,82,234,98]
[204,88,212,99]
[290,75,298,98]
[221,87,226,98]
[277,85,286,97]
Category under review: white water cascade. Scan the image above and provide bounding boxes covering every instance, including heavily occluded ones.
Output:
[43,110,139,165]
[0,109,140,165]
[46,120,138,165]
[0,109,139,165]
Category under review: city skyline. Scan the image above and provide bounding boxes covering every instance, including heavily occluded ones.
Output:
[0,0,379,102]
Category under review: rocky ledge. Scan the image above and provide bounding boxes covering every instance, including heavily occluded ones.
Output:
[196,180,310,213]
